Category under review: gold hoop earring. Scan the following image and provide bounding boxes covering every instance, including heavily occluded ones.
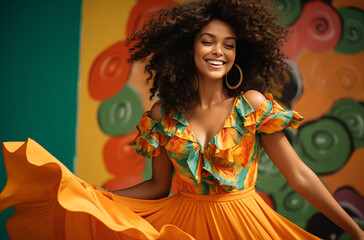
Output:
[225,64,243,89]
[193,75,199,91]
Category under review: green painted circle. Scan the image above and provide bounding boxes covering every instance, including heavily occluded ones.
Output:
[313,130,333,150]
[335,8,364,54]
[284,191,305,211]
[273,186,319,228]
[293,118,351,174]
[275,0,301,25]
[98,84,143,136]
[338,232,351,240]
[327,99,364,149]
[256,150,287,194]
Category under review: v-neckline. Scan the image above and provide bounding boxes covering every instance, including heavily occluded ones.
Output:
[184,95,239,150]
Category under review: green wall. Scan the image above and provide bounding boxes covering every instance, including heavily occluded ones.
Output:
[0,1,81,239]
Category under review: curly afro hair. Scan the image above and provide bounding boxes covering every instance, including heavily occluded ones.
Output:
[128,0,288,115]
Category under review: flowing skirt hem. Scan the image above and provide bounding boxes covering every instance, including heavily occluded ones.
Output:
[0,139,321,240]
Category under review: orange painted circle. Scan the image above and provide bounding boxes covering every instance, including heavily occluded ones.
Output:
[103,131,146,176]
[126,0,176,36]
[320,148,364,196]
[292,90,333,122]
[89,40,131,100]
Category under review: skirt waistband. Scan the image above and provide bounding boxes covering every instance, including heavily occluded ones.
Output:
[177,186,255,202]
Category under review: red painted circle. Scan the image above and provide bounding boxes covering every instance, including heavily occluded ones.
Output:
[127,0,176,36]
[89,40,131,100]
[283,1,341,59]
[103,131,146,176]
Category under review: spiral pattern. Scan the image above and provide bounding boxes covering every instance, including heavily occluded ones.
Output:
[329,61,364,101]
[275,0,301,25]
[327,99,364,149]
[296,50,364,104]
[284,191,305,211]
[335,8,364,54]
[293,118,352,174]
[283,1,341,59]
[334,187,364,221]
[320,148,364,197]
[273,186,319,228]
[256,150,287,194]
[126,0,176,35]
[98,84,144,136]
[89,41,131,100]
[303,2,341,51]
[103,131,146,176]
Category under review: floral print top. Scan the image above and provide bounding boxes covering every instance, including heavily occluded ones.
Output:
[130,93,303,195]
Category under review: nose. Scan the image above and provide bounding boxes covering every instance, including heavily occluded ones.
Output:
[212,44,223,56]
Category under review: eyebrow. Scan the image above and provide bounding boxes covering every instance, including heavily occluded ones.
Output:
[199,33,236,40]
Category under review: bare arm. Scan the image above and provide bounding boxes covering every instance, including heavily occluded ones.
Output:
[244,90,364,239]
[111,146,173,199]
[106,103,173,200]
[261,132,363,239]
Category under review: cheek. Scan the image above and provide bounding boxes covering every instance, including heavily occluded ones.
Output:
[226,52,236,72]
[227,50,236,62]
[194,45,208,59]
[193,47,208,66]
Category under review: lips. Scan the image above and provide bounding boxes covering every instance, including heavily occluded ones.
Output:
[206,59,226,66]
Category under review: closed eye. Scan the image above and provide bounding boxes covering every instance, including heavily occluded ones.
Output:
[202,41,213,45]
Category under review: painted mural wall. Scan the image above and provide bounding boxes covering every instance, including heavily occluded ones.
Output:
[77,1,364,239]
[1,0,362,239]
[270,1,364,238]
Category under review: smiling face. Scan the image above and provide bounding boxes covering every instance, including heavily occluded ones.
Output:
[193,19,236,82]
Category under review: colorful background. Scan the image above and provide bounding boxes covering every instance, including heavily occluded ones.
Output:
[0,0,363,239]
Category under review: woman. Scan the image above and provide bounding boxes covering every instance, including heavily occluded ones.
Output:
[1,0,363,239]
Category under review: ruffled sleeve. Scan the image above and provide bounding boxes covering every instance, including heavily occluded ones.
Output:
[244,93,304,135]
[129,111,166,158]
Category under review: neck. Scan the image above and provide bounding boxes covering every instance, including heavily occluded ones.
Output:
[196,76,229,109]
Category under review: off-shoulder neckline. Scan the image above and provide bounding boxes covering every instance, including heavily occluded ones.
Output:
[155,93,272,150]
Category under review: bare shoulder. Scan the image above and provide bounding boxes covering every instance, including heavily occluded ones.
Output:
[150,102,163,121]
[243,90,267,110]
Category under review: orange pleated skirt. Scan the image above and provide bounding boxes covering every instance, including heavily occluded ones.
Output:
[0,139,321,239]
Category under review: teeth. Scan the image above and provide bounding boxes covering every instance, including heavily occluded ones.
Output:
[207,60,224,66]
